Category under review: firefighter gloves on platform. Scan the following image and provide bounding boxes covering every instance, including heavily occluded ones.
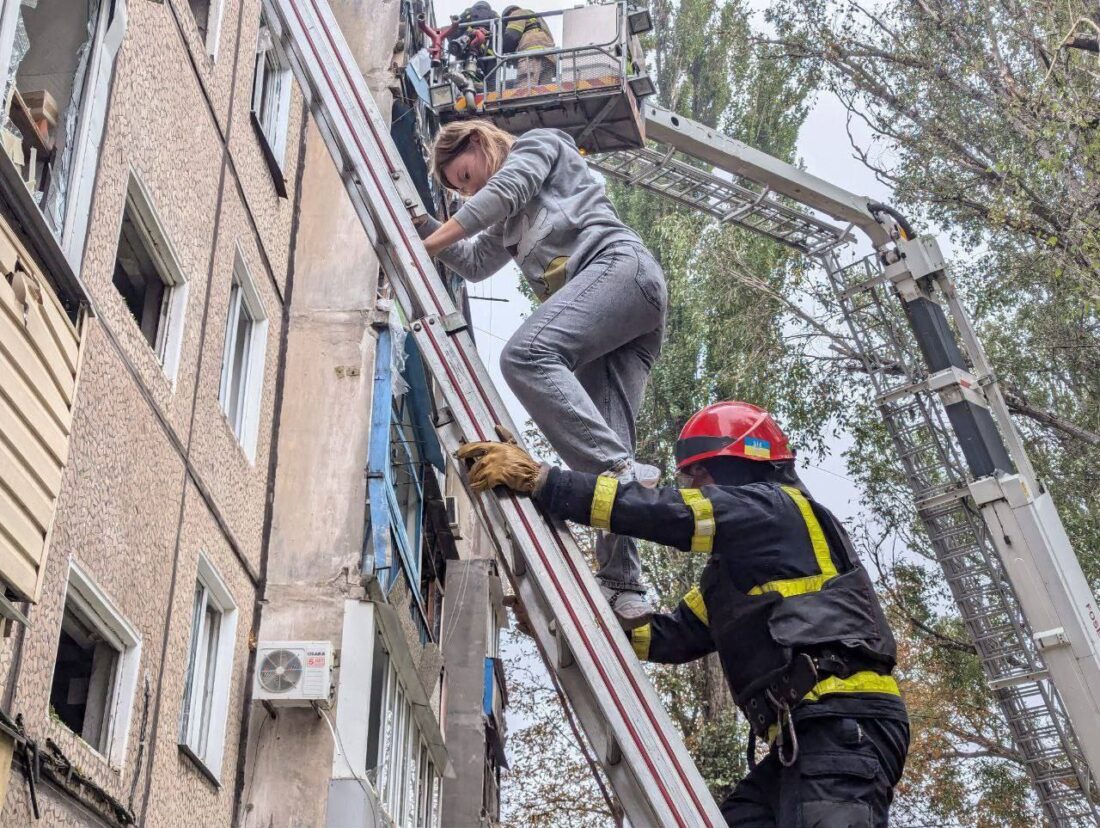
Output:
[457,432,542,493]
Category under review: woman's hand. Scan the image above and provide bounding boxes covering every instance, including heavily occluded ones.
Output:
[423,217,468,258]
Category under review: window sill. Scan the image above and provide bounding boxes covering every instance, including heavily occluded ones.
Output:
[217,407,257,467]
[249,112,288,199]
[48,719,118,772]
[178,742,222,788]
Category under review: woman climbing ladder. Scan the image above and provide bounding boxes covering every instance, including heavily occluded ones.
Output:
[414,119,666,629]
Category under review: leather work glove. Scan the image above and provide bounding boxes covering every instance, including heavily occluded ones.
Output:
[457,425,543,493]
[503,594,534,638]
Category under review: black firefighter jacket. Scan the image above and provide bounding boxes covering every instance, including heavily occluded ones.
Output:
[532,467,909,729]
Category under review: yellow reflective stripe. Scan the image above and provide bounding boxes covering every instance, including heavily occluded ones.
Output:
[748,486,837,596]
[631,624,651,660]
[765,671,901,741]
[506,19,526,32]
[749,573,832,598]
[590,476,619,530]
[781,485,836,578]
[804,671,900,702]
[679,489,715,554]
[683,586,708,626]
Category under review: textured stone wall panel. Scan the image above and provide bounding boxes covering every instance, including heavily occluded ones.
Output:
[78,0,225,440]
[226,0,305,297]
[141,478,258,827]
[167,0,244,134]
[2,321,186,817]
[187,187,285,574]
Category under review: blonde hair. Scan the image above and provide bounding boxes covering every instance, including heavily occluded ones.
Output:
[430,120,515,190]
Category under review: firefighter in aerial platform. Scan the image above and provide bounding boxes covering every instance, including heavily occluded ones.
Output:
[458,401,910,827]
[500,5,556,89]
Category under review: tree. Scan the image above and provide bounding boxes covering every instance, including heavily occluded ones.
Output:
[763,0,1100,820]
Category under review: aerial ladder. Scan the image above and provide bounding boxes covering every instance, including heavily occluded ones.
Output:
[266,0,1100,824]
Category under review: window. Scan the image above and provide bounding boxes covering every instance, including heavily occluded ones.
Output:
[365,324,446,635]
[366,648,442,828]
[0,0,126,254]
[179,556,238,779]
[189,0,225,57]
[111,175,188,380]
[250,18,292,170]
[219,254,268,461]
[48,562,141,766]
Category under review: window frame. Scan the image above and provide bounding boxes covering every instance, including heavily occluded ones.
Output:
[366,324,446,643]
[51,560,142,768]
[178,554,238,781]
[373,652,441,828]
[0,0,128,264]
[218,250,268,462]
[114,172,190,382]
[250,18,292,172]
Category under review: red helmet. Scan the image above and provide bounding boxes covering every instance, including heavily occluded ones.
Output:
[675,401,794,469]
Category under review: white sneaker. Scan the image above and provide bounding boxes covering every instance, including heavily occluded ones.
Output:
[600,585,654,630]
[606,460,661,489]
[633,462,661,489]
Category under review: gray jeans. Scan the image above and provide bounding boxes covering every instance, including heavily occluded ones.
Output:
[501,242,666,591]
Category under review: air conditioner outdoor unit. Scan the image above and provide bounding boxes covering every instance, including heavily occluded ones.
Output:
[252,640,333,707]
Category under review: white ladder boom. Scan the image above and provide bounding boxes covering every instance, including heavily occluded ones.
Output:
[262,0,726,824]
[612,103,1100,826]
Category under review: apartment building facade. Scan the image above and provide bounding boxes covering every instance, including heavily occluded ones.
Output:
[0,0,507,824]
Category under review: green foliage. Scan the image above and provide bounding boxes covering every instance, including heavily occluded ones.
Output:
[766,0,1100,820]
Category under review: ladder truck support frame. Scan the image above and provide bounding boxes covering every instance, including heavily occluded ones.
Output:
[640,102,1100,818]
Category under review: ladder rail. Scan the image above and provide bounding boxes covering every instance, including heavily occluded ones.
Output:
[263,0,726,824]
[590,145,853,255]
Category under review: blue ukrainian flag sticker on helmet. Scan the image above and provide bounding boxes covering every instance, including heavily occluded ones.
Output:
[743,436,771,459]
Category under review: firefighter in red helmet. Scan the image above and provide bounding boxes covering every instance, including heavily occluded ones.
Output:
[459,402,909,827]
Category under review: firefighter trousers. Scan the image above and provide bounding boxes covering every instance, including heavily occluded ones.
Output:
[720,715,909,828]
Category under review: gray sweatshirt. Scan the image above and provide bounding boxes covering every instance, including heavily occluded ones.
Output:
[417,128,641,301]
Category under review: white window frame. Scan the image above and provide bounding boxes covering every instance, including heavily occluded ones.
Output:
[178,554,238,781]
[218,250,268,462]
[375,658,441,828]
[53,560,142,769]
[251,18,292,167]
[117,172,190,383]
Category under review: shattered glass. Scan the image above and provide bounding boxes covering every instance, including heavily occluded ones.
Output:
[1,12,31,139]
[44,0,101,232]
[389,306,411,399]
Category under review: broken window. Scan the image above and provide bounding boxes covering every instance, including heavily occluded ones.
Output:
[219,255,267,460]
[1,0,126,240]
[111,176,188,379]
[190,0,210,41]
[250,18,292,167]
[49,596,120,753]
[188,0,225,58]
[179,556,237,779]
[48,563,141,765]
